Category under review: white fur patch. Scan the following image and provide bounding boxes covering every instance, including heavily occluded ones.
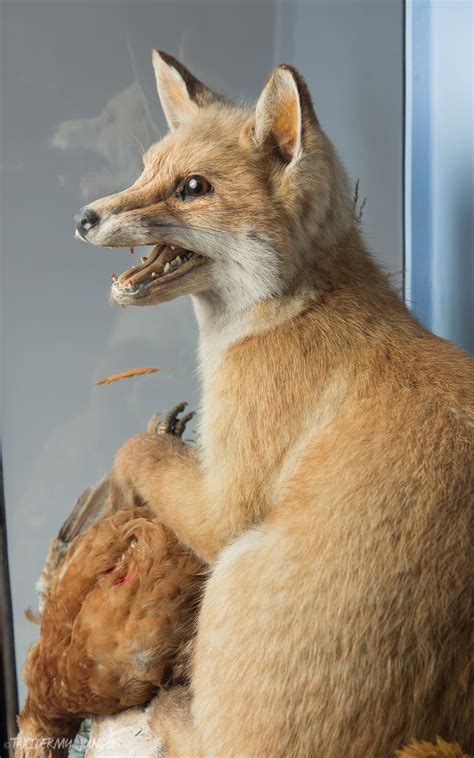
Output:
[192,229,282,388]
[213,528,266,577]
[193,305,249,386]
[191,227,282,316]
[87,704,164,757]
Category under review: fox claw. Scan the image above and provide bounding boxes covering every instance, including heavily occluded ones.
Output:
[174,411,196,437]
[147,402,196,438]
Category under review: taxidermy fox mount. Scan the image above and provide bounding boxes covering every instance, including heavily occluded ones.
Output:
[75,51,474,757]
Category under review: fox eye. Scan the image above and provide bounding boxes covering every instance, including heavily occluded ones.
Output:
[181,175,212,199]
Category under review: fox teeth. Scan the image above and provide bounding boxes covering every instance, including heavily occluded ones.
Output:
[151,272,157,278]
[164,262,171,273]
[170,245,175,250]
[175,255,182,266]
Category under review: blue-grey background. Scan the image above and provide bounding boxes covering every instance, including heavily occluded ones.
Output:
[405,0,473,353]
[1,0,406,704]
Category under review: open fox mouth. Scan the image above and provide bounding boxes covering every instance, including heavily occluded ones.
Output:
[111,243,208,299]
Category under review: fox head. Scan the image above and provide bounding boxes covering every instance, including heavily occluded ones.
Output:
[75,51,353,311]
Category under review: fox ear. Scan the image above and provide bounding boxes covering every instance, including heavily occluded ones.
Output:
[254,64,318,164]
[152,49,221,129]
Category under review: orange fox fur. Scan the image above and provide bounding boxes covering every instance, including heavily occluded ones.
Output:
[78,52,473,756]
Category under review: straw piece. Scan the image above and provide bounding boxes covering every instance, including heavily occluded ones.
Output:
[95,367,159,385]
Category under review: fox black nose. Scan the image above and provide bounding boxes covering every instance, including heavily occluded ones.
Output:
[75,207,100,237]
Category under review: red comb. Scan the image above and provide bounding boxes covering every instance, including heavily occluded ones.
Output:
[113,573,133,587]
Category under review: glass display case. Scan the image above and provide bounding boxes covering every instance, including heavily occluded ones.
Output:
[1,0,404,732]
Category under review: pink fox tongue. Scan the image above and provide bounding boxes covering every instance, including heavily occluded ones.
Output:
[118,244,179,285]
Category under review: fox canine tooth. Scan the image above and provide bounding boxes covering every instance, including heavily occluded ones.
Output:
[175,256,182,266]
[164,262,171,273]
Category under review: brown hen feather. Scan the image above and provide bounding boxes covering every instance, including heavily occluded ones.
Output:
[35,477,109,614]
[395,737,470,758]
[17,506,206,752]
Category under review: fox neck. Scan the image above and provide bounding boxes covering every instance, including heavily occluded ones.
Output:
[192,149,357,376]
[194,226,411,515]
[193,224,401,384]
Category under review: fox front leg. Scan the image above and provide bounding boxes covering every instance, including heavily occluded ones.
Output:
[108,403,229,561]
[108,403,194,515]
[146,402,196,438]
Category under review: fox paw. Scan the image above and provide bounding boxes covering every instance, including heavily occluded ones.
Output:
[147,402,196,438]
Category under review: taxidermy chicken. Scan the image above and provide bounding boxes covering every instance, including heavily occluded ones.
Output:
[16,407,205,756]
